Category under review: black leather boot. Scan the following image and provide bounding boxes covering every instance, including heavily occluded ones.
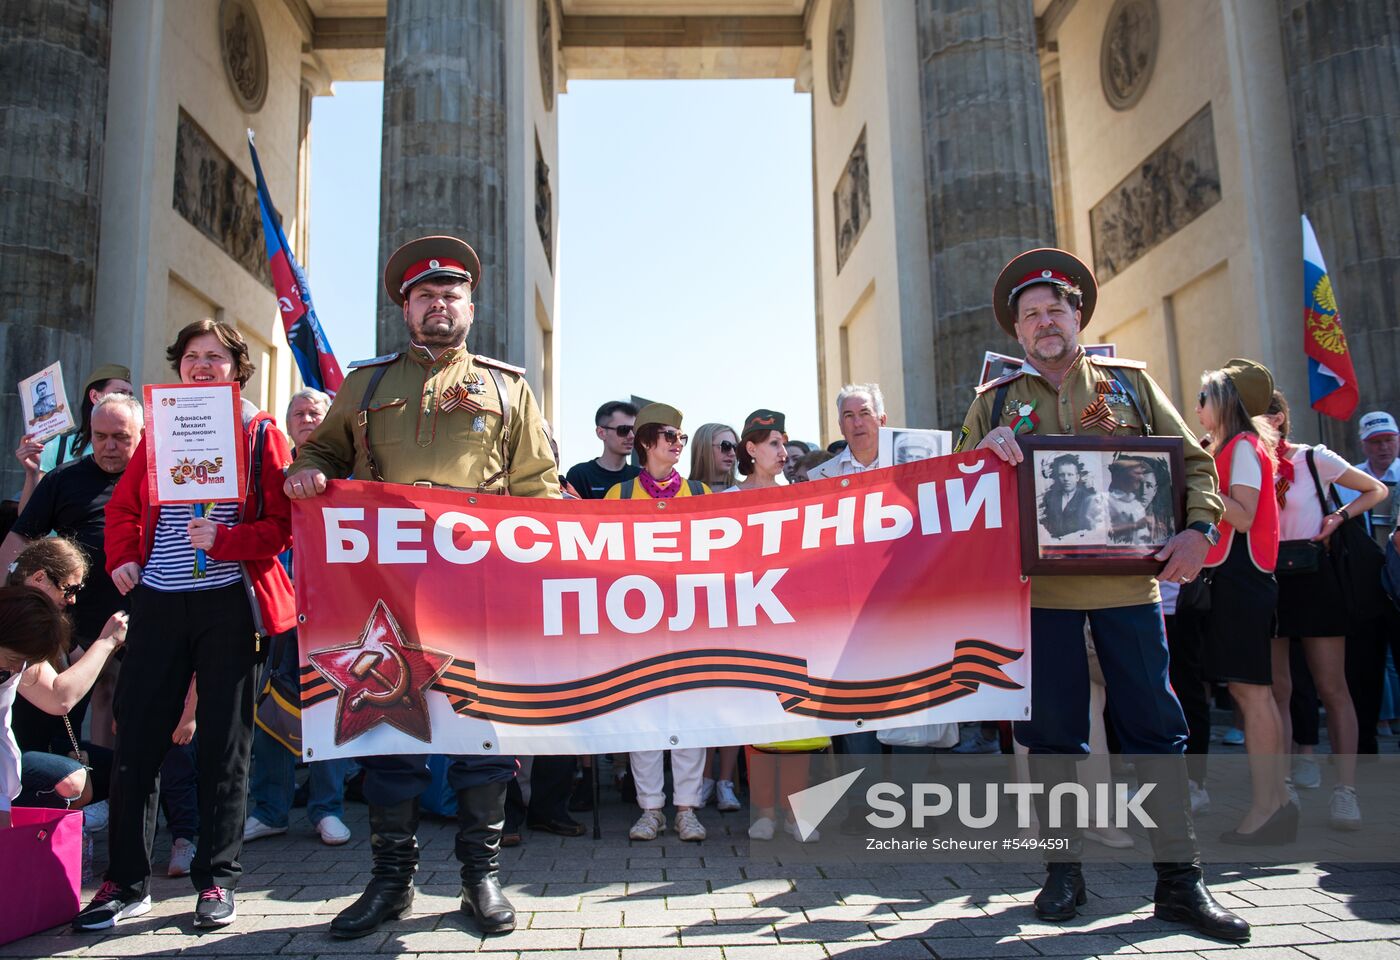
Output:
[329,799,418,939]
[1030,757,1086,922]
[1134,757,1250,943]
[456,781,517,934]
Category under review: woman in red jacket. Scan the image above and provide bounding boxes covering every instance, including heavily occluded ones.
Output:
[75,320,295,932]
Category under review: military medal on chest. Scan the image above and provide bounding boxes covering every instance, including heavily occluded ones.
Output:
[437,373,487,414]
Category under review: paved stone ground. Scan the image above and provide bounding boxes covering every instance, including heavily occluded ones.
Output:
[9,730,1400,959]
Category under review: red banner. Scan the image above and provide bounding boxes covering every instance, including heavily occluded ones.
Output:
[292,452,1032,759]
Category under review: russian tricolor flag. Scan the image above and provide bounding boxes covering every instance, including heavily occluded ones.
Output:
[1302,214,1358,422]
[247,130,344,396]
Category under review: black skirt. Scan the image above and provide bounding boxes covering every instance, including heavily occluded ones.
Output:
[1275,548,1348,638]
[1202,536,1280,685]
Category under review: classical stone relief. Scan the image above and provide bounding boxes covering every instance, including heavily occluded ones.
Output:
[828,0,854,106]
[1089,105,1222,282]
[1100,0,1158,111]
[535,133,553,270]
[220,0,268,113]
[539,0,555,110]
[173,109,273,288]
[833,128,870,273]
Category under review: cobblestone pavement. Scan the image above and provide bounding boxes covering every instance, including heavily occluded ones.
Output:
[8,792,1399,960]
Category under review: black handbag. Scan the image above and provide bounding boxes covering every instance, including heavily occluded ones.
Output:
[1276,539,1323,575]
[1304,449,1388,624]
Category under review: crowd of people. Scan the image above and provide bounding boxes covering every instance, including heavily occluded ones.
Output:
[2,238,1398,950]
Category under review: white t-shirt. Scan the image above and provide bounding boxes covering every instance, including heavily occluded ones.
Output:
[1278,444,1350,541]
[1,671,21,813]
[1228,439,1263,491]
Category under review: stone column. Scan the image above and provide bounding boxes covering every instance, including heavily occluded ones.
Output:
[914,0,1056,427]
[0,0,112,491]
[378,0,510,360]
[1278,0,1400,454]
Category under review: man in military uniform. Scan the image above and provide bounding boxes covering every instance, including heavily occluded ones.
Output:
[959,248,1248,942]
[286,235,559,938]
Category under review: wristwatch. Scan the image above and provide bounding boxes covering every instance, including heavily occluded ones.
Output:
[1187,521,1220,546]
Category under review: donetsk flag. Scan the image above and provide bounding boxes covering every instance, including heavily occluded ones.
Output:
[247,130,344,395]
[1302,214,1357,421]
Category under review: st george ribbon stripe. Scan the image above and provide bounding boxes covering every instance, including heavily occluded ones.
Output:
[300,640,1024,723]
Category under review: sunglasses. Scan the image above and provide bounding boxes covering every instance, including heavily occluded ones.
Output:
[60,581,83,601]
[716,440,737,454]
[1197,391,1208,408]
[660,430,689,446]
[601,424,634,437]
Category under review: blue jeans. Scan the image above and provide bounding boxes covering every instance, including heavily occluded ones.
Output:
[248,725,349,827]
[17,751,84,808]
[159,740,199,842]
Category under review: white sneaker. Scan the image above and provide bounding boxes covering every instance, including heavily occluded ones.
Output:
[242,815,286,842]
[316,814,351,846]
[629,809,666,841]
[1292,755,1322,789]
[716,780,741,812]
[1189,780,1211,815]
[167,837,195,877]
[699,777,716,806]
[1329,785,1361,831]
[1084,824,1134,849]
[83,799,109,833]
[1285,778,1301,809]
[748,816,775,841]
[674,808,707,842]
[784,818,819,843]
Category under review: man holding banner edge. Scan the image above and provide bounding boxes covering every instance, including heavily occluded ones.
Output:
[286,235,560,938]
[959,248,1248,942]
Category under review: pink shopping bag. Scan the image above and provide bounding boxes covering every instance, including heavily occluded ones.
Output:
[0,807,83,945]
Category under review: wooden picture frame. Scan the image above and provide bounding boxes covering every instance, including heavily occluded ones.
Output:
[1017,434,1186,576]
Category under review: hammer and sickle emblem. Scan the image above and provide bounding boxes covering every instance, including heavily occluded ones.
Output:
[277,296,295,313]
[348,647,413,711]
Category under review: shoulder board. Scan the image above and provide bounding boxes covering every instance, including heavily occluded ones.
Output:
[347,353,401,369]
[1087,355,1147,370]
[474,355,526,376]
[974,370,1025,395]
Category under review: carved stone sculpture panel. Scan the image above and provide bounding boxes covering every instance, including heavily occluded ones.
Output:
[1089,105,1222,282]
[539,0,555,110]
[173,109,272,288]
[833,127,870,273]
[535,132,552,270]
[220,0,268,113]
[1100,0,1158,111]
[828,0,854,106]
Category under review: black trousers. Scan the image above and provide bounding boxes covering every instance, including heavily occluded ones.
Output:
[1165,610,1211,784]
[506,756,576,830]
[106,584,258,896]
[1346,607,1400,754]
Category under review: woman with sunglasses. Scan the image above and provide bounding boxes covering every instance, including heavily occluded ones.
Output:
[604,404,710,841]
[690,423,739,493]
[1195,359,1287,845]
[76,319,296,931]
[1,539,129,829]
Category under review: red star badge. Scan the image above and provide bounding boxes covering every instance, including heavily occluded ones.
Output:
[307,600,453,745]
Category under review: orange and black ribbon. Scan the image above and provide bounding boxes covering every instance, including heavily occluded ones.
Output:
[302,639,1023,724]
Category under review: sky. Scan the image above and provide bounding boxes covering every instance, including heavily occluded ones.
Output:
[307,79,819,468]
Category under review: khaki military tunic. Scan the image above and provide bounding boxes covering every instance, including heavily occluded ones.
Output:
[291,344,560,499]
[958,349,1222,610]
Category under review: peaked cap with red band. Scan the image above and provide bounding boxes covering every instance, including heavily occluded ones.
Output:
[383,235,482,306]
[992,247,1098,336]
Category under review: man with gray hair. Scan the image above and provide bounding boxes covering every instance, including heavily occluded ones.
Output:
[807,383,886,481]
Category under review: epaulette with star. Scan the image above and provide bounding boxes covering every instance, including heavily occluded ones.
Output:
[975,370,1025,395]
[474,355,526,376]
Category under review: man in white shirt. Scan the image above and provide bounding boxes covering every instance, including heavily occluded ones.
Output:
[1339,411,1400,534]
[808,383,886,481]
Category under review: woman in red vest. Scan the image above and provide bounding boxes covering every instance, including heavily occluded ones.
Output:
[1196,358,1288,844]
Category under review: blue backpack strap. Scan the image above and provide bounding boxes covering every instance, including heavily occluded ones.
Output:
[687,479,705,496]
[619,479,635,499]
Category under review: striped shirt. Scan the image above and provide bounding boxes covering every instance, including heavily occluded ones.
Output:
[142,503,243,592]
